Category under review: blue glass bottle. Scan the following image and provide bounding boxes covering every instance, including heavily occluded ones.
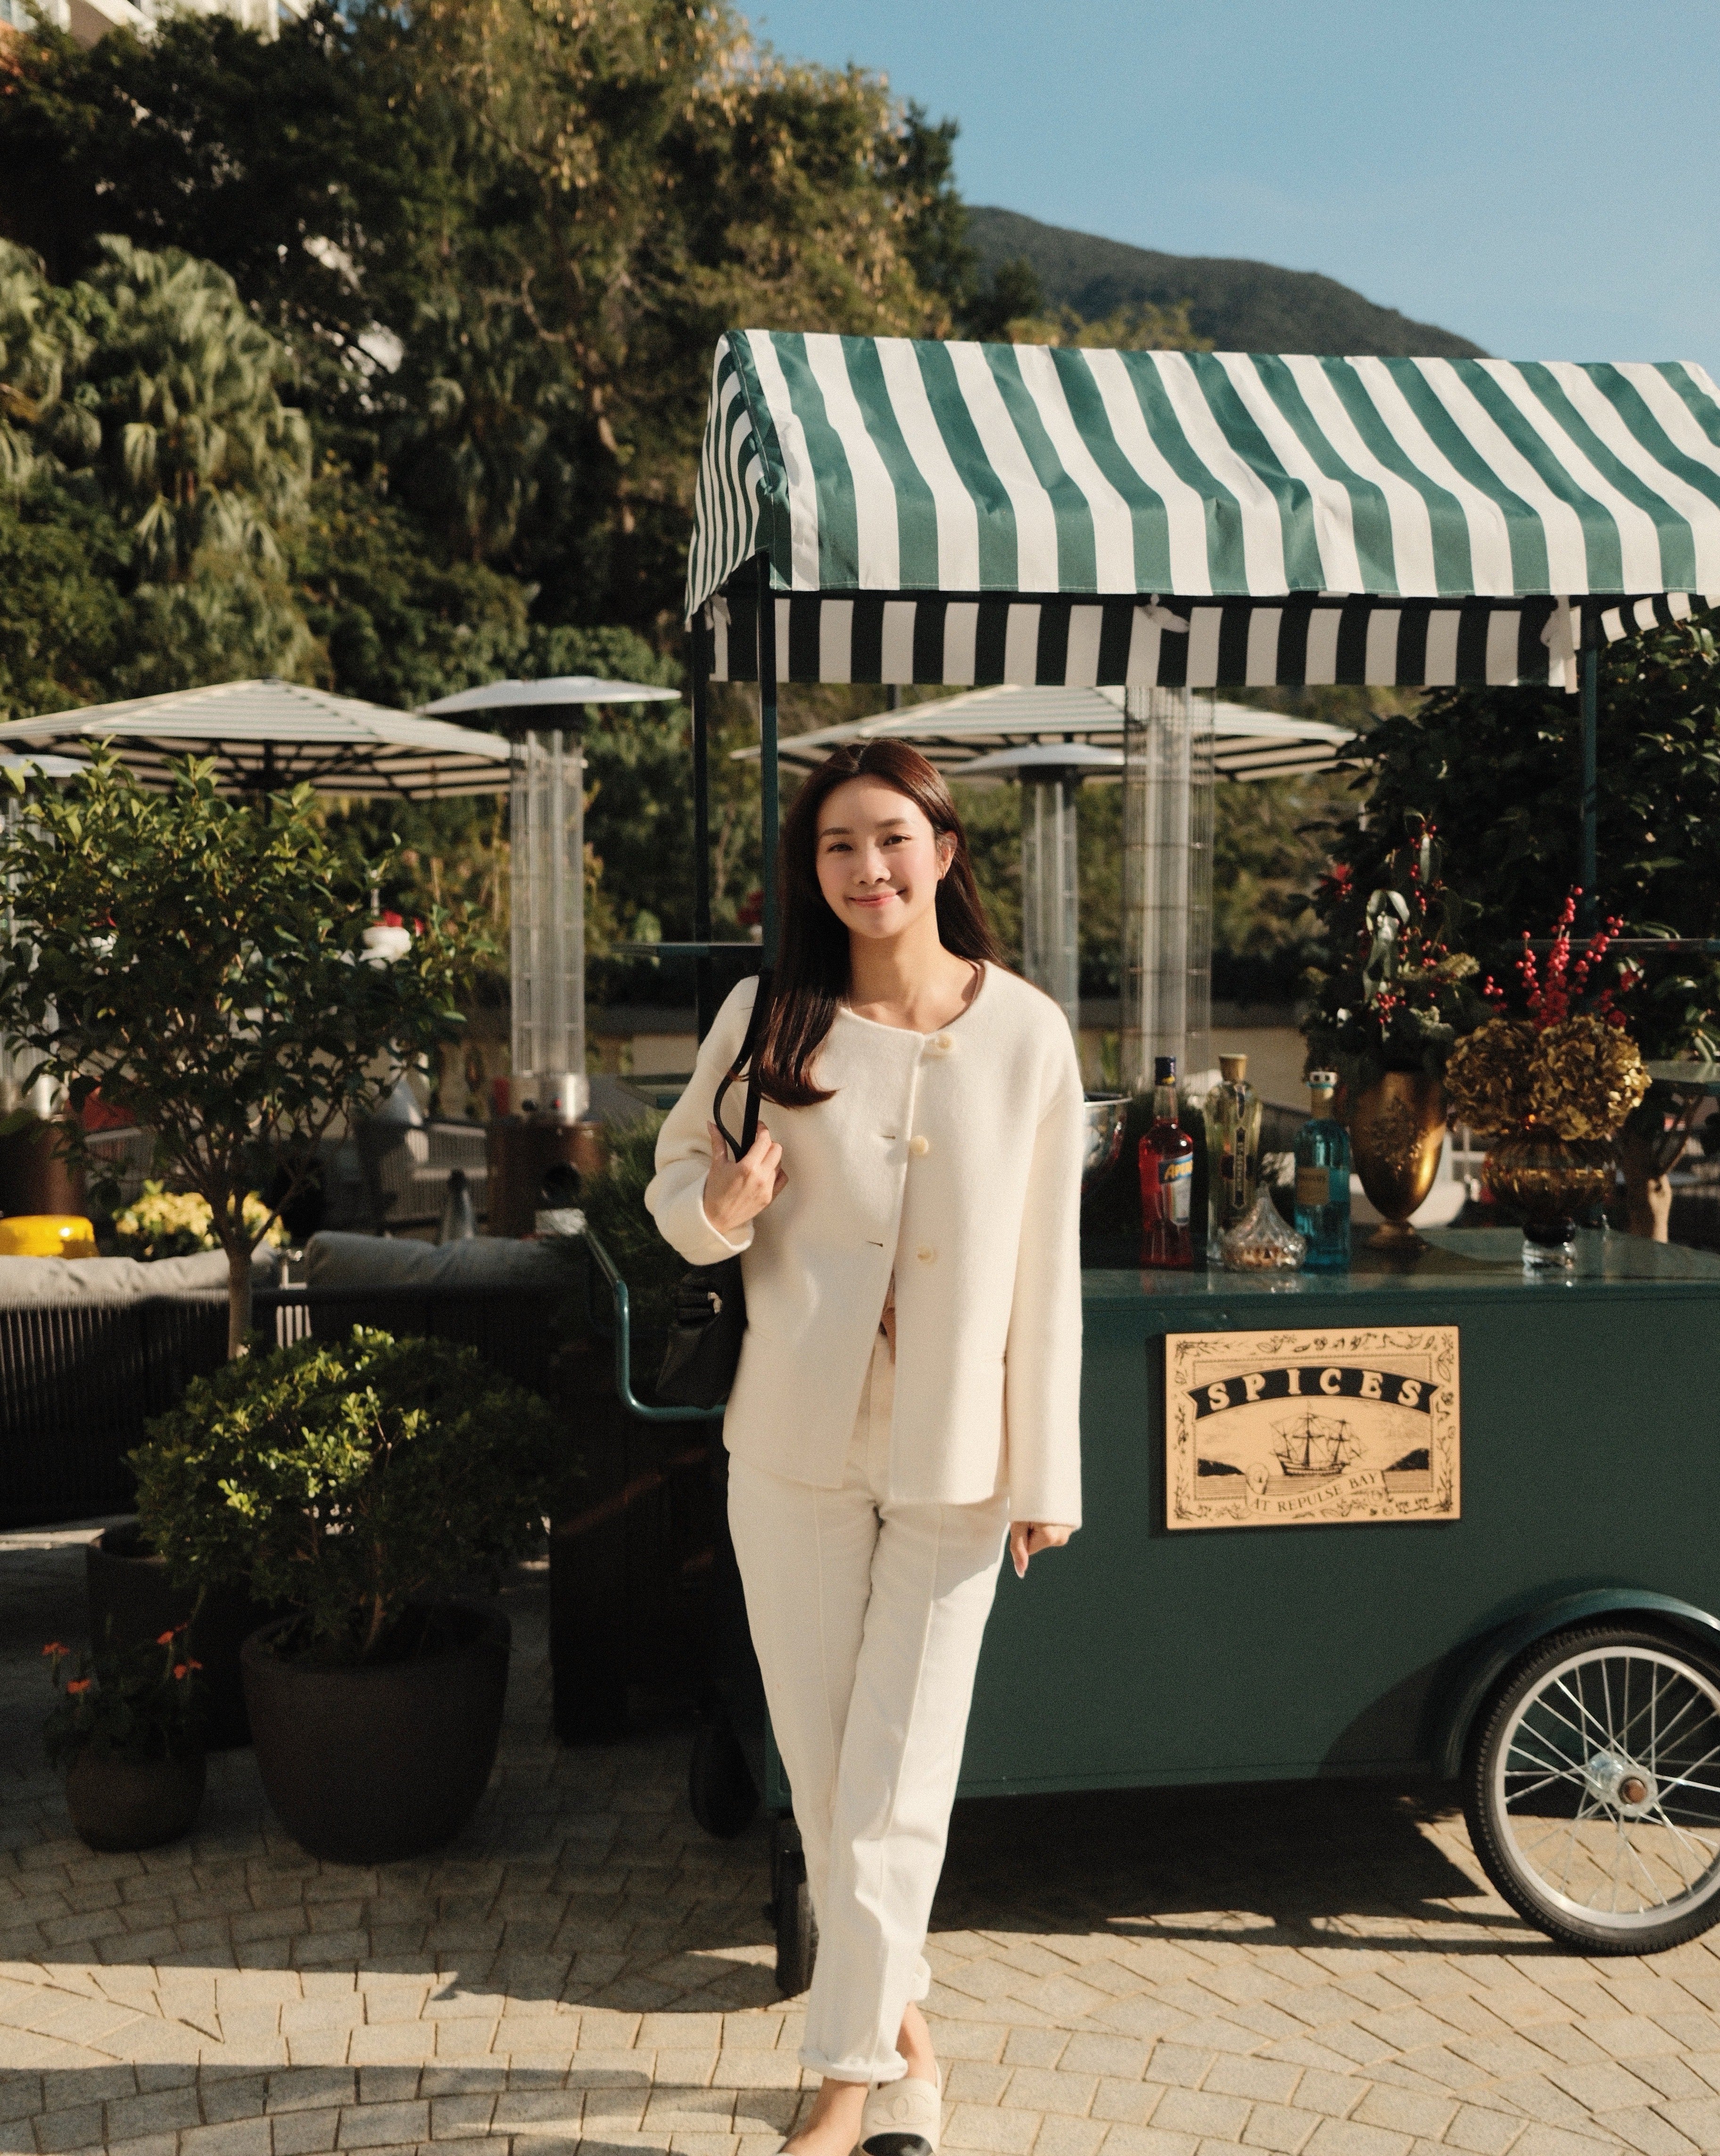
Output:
[1293,1070,1351,1270]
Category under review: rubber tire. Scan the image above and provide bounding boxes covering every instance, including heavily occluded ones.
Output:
[773,1830,819,1997]
[1463,1622,1720,1955]
[687,1714,759,1839]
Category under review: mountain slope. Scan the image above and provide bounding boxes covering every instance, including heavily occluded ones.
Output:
[968,206,1485,359]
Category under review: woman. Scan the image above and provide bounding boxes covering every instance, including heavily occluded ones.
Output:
[646,741,1084,2156]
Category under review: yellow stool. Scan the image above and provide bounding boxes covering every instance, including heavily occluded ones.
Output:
[0,1215,98,1259]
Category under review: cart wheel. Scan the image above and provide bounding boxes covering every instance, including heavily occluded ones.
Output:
[771,1817,819,1996]
[1464,1625,1720,1953]
[688,1713,759,1839]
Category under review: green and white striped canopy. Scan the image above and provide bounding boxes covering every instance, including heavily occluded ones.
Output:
[687,331,1720,689]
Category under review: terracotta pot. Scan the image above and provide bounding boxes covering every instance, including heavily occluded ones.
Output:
[64,1748,204,1853]
[242,1604,510,1864]
[1347,1071,1447,1251]
[1484,1129,1614,1268]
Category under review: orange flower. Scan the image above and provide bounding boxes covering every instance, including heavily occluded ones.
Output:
[156,1630,177,1646]
[65,1679,91,1695]
[41,1642,67,1658]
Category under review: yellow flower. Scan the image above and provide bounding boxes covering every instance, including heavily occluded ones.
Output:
[1526,1013,1651,1140]
[1443,1018,1538,1136]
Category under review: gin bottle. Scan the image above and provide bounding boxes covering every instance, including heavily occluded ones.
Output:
[1138,1055,1195,1268]
[1204,1053,1262,1250]
[1293,1070,1351,1271]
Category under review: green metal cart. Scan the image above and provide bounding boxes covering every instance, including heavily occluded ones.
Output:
[590,1222,1720,1965]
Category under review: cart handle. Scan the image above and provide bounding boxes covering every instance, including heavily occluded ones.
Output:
[579,1222,727,1424]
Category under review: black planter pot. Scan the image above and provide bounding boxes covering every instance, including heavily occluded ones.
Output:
[85,1523,272,1750]
[241,1604,511,1864]
[64,1748,205,1852]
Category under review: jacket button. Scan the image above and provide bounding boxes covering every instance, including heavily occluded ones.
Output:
[917,1245,936,1263]
[909,1135,930,1157]
[933,1033,954,1052]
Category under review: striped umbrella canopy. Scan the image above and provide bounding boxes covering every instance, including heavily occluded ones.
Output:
[2,679,516,797]
[688,333,1720,689]
[741,684,1351,781]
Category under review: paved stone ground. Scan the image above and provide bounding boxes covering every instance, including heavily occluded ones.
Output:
[5,1528,1720,2155]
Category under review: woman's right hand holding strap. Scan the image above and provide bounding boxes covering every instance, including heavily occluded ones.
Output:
[703,1119,786,1236]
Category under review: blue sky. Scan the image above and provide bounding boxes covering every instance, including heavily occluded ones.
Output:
[751,0,1720,381]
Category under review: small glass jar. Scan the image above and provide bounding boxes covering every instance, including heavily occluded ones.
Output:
[1219,1188,1307,1274]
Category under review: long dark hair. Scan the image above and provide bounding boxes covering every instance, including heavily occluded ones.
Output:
[754,740,1001,1108]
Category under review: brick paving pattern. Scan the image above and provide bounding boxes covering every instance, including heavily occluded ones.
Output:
[4,1526,1720,2153]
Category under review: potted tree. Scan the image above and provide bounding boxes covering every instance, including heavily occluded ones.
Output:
[44,1626,206,1852]
[130,1326,564,1864]
[0,750,476,1358]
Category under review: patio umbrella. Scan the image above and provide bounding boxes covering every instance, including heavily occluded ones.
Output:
[421,675,680,1125]
[753,684,1349,780]
[2,678,516,797]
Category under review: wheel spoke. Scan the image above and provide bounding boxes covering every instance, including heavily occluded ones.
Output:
[1503,1764,1589,1806]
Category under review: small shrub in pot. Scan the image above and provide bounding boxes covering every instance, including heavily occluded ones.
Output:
[131,1327,566,1862]
[45,1628,206,1852]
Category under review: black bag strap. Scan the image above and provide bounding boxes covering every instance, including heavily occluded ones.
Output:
[711,968,773,1162]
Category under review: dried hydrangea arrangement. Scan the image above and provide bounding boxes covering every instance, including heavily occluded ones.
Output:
[1443,896,1650,1141]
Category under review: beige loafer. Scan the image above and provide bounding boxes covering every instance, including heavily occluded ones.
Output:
[860,2067,942,2156]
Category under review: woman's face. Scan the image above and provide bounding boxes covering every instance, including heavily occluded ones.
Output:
[814,776,955,945]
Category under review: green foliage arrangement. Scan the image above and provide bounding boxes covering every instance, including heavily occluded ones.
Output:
[0,754,481,1354]
[1304,814,1488,1094]
[1324,613,1720,1059]
[131,1330,566,1666]
[42,1627,203,1768]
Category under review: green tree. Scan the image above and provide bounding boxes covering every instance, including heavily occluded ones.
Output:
[0,0,969,631]
[72,237,311,580]
[0,238,316,707]
[0,756,480,1355]
[1316,613,1720,1058]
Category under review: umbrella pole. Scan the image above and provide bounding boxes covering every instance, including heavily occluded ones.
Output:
[692,630,714,1039]
[1579,602,1598,931]
[757,566,780,967]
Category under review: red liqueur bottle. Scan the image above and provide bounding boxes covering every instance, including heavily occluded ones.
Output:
[1139,1054,1195,1268]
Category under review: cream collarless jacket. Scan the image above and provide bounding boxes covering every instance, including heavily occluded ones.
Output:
[644,964,1085,1525]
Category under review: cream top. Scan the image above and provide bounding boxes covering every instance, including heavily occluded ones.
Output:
[645,964,1085,1521]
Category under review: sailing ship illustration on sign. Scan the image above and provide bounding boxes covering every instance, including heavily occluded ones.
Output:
[1273,1408,1357,1480]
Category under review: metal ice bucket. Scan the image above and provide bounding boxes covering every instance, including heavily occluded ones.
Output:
[1080,1092,1129,1193]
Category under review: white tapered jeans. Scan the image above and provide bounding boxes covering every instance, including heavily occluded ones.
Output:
[727,1334,1010,2084]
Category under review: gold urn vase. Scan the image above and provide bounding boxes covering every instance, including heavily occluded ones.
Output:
[1347,1071,1447,1253]
[1483,1128,1614,1273]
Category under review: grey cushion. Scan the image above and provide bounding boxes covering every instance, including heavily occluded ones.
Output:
[303,1231,565,1292]
[0,1242,281,1308]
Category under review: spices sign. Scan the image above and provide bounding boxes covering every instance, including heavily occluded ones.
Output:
[1165,1326,1459,1531]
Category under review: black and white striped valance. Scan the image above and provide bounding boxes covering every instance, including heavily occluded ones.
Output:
[696,588,1711,691]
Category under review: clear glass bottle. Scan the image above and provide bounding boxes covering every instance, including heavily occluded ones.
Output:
[1139,1055,1195,1268]
[1293,1070,1351,1271]
[1204,1053,1262,1251]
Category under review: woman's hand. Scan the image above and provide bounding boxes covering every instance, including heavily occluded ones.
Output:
[1009,1522,1075,1578]
[703,1119,786,1238]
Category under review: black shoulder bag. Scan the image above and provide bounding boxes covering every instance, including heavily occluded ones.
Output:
[653,970,773,1410]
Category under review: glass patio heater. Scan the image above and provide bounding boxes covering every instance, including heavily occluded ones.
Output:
[955,742,1125,1037]
[422,676,680,1121]
[1121,689,1216,1097]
